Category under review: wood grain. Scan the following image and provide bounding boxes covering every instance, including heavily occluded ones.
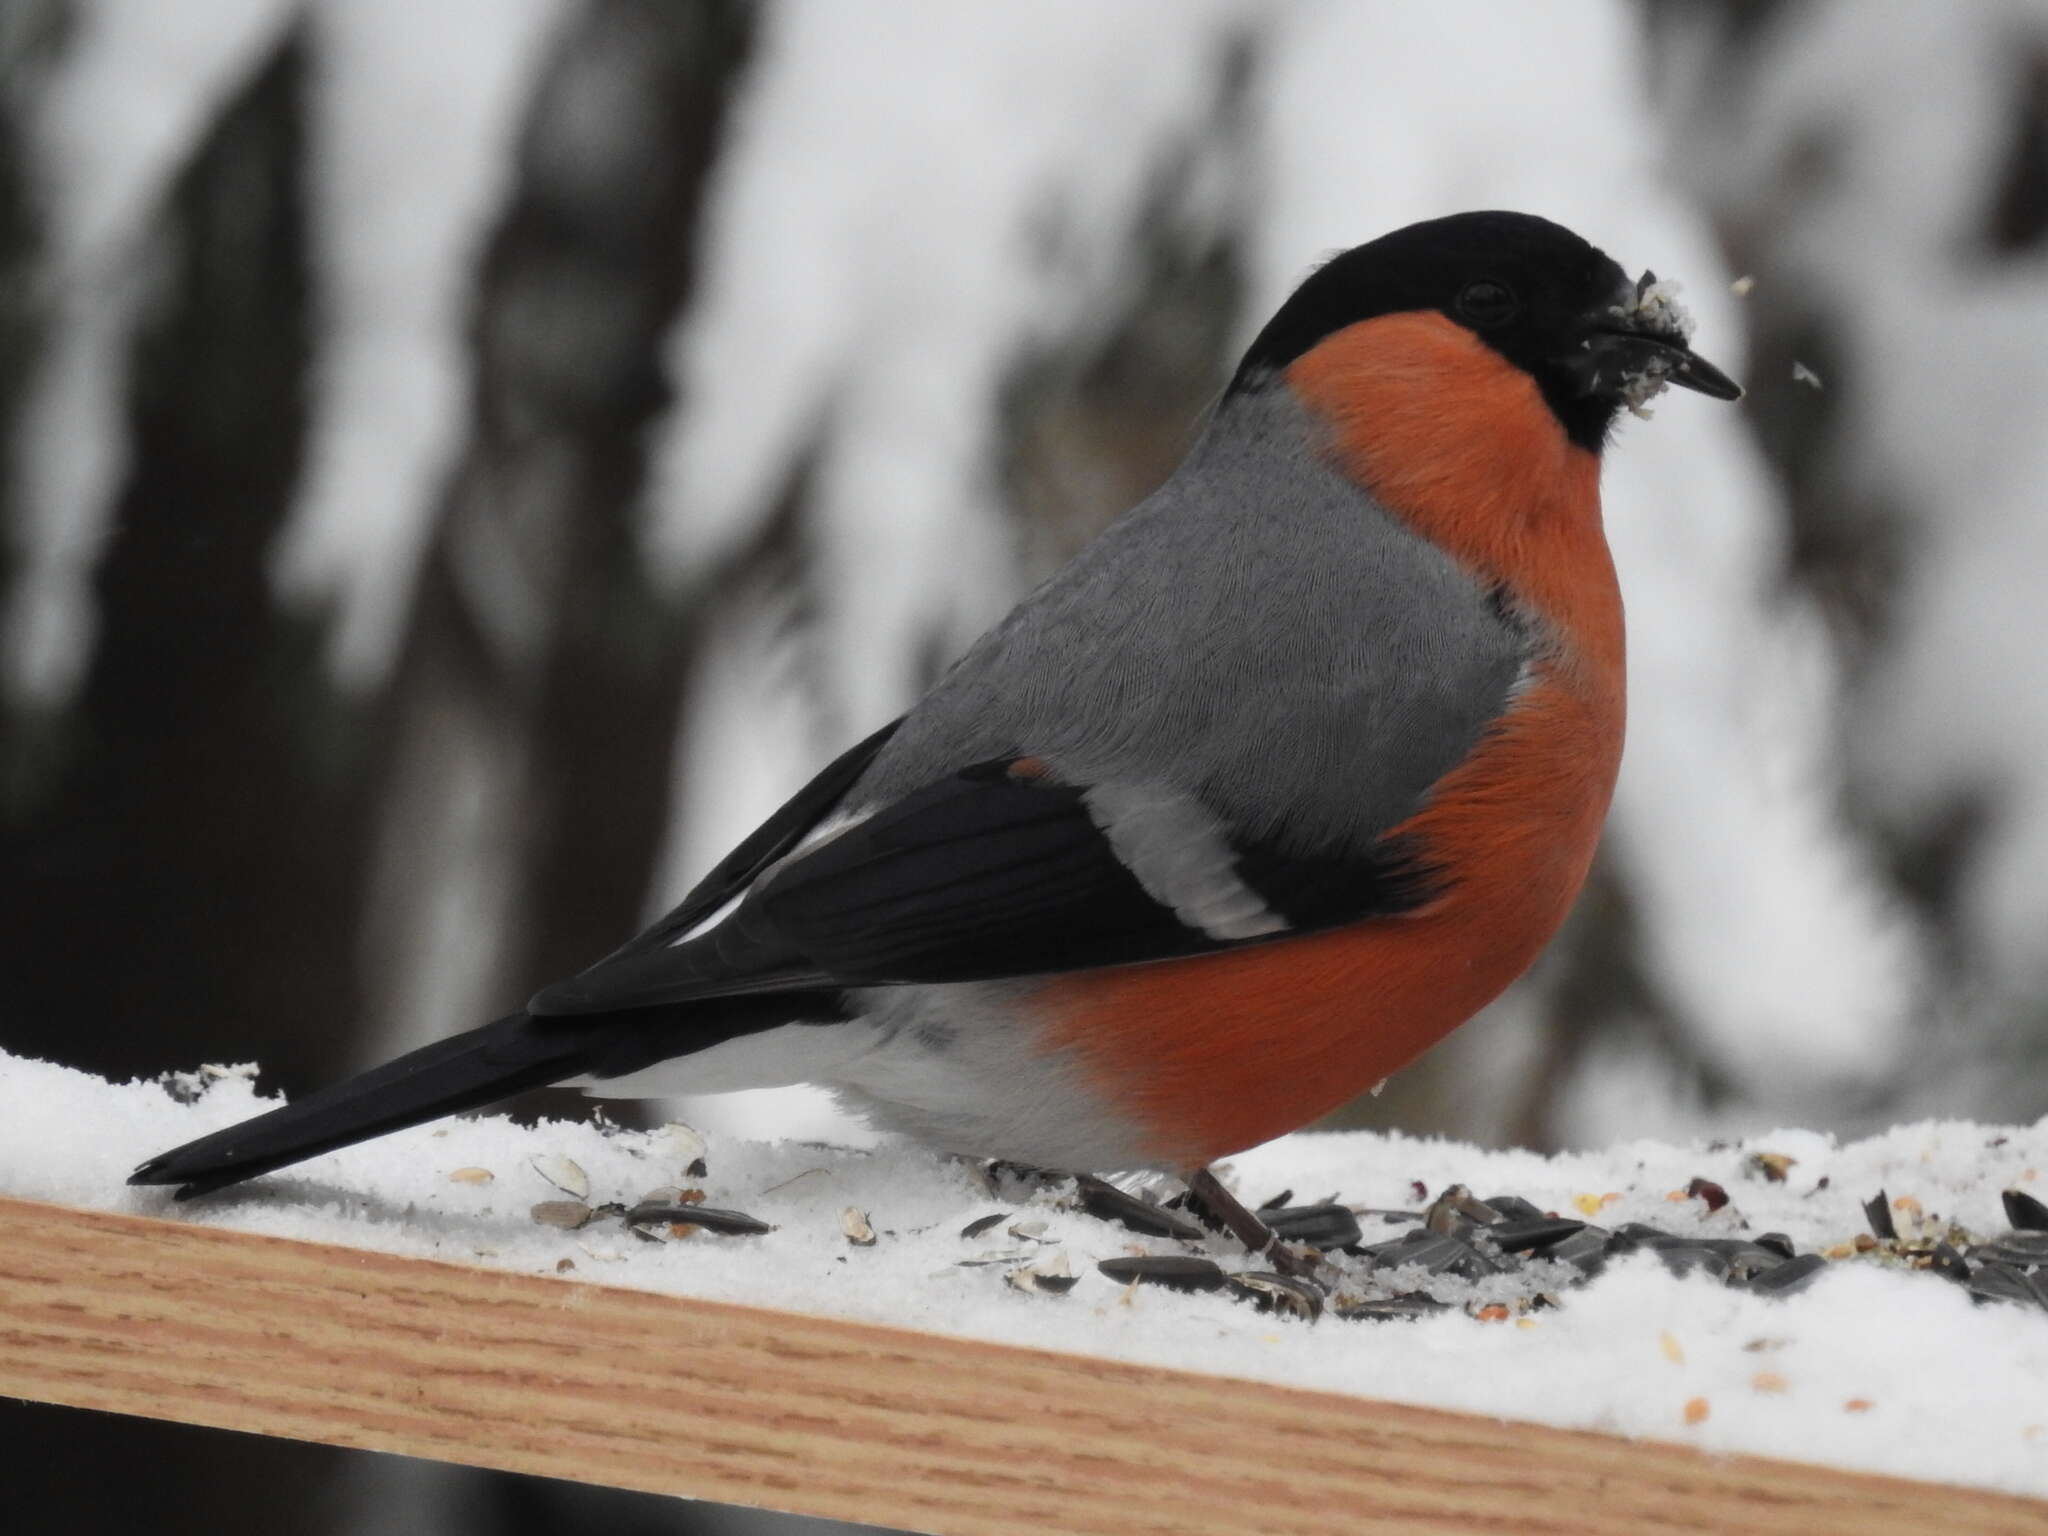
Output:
[2,1194,2041,1535]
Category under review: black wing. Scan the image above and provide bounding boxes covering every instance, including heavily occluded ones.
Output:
[527,716,901,1013]
[528,753,1435,1015]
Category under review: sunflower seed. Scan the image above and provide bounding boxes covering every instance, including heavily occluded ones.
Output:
[1228,1271,1324,1321]
[841,1207,877,1246]
[1075,1175,1206,1241]
[529,1154,590,1200]
[1095,1256,1229,1293]
[530,1200,591,1230]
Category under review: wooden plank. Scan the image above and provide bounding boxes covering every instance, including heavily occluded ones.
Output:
[1,1195,2040,1535]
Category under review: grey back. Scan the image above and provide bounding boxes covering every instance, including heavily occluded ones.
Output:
[851,382,1529,857]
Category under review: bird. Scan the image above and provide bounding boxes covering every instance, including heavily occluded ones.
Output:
[132,211,1741,1253]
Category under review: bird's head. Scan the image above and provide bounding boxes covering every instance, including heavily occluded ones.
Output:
[1232,210,1742,451]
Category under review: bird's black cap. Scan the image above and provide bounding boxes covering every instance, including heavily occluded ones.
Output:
[1231,211,1741,451]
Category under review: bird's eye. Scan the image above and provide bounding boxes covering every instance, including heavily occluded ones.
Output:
[1457,280,1519,327]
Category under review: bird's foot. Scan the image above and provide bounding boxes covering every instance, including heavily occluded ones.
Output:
[1185,1166,1320,1280]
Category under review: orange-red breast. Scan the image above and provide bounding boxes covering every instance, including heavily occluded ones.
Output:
[133,210,1740,1200]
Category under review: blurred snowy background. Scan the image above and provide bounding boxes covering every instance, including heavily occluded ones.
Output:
[2,1,2044,1533]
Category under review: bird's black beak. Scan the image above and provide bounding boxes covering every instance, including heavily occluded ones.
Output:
[1559,269,1743,406]
[1571,328,1743,401]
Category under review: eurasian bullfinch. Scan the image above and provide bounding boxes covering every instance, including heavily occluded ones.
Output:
[133,212,1742,1236]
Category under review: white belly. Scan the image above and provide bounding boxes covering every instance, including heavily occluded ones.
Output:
[573,981,1151,1170]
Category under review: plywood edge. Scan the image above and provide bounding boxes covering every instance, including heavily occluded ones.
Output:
[1,1195,2039,1535]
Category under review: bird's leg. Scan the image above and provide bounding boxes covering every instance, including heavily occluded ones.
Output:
[1185,1166,1317,1279]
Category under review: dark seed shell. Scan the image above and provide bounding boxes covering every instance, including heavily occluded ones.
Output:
[1864,1191,1897,1241]
[1654,1245,1732,1282]
[1927,1241,1971,1283]
[1606,1222,1674,1250]
[1097,1255,1230,1292]
[1980,1232,2048,1262]
[1545,1227,1611,1276]
[1490,1216,1587,1253]
[1967,1261,2039,1308]
[2004,1188,2048,1232]
[1263,1203,1364,1250]
[624,1202,771,1236]
[1742,1252,1828,1296]
[1336,1293,1450,1323]
[1228,1271,1325,1321]
[1399,1232,1503,1279]
[1075,1175,1207,1241]
[1006,1267,1081,1296]
[1423,1184,1501,1234]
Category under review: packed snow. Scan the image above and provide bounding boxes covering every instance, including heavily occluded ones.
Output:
[7,1045,2048,1501]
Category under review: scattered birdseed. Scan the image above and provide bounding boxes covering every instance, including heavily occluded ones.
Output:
[1491,1216,1587,1253]
[1426,1185,1501,1231]
[1229,1270,1324,1322]
[954,1249,1034,1268]
[1791,361,1824,389]
[1927,1242,1971,1283]
[1687,1177,1730,1213]
[1845,1399,1874,1414]
[2005,1189,2048,1232]
[1684,1397,1711,1426]
[529,1154,589,1200]
[1074,1174,1207,1241]
[447,1167,494,1185]
[1007,1252,1078,1296]
[1335,1292,1447,1323]
[491,1128,2048,1334]
[1730,274,1757,297]
[626,1202,772,1237]
[1097,1256,1230,1293]
[659,1121,707,1162]
[1744,1254,1829,1296]
[1262,1202,1364,1250]
[1748,1152,1796,1183]
[635,1185,703,1208]
[840,1207,877,1247]
[1753,1371,1789,1394]
[529,1199,591,1230]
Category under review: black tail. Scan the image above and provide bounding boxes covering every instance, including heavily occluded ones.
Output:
[129,1011,607,1200]
[130,991,850,1200]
